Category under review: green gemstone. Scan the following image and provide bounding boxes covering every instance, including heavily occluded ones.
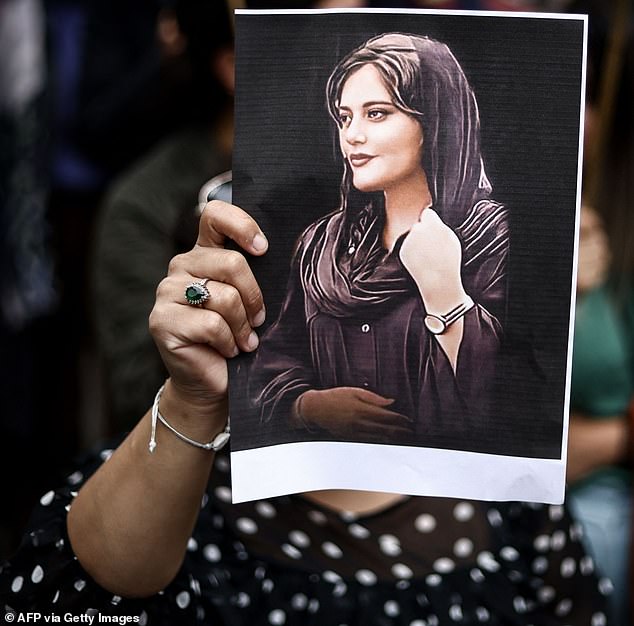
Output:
[185,283,207,304]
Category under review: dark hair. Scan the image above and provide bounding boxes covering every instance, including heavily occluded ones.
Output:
[326,32,491,228]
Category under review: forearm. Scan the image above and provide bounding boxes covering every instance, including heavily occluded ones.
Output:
[67,381,225,597]
[566,413,629,483]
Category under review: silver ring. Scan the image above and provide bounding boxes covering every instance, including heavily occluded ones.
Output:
[185,279,211,306]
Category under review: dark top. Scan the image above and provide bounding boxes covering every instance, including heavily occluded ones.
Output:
[1,444,611,624]
[93,128,230,430]
[247,199,509,449]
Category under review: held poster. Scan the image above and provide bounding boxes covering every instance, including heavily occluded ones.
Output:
[228,8,586,504]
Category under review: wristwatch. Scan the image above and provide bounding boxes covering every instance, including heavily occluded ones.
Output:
[424,295,475,335]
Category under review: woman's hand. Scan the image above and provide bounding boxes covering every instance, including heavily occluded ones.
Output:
[577,205,610,294]
[149,200,268,420]
[399,208,467,313]
[567,412,629,483]
[294,387,412,439]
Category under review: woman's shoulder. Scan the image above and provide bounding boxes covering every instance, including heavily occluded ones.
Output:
[457,198,508,246]
[455,199,509,270]
[458,199,508,235]
[303,209,344,234]
[295,209,344,251]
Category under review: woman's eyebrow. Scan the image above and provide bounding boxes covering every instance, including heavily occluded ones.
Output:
[338,100,394,110]
[363,100,394,107]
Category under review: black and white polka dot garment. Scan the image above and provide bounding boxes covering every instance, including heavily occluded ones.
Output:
[1,447,612,624]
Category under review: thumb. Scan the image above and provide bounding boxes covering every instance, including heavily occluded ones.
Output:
[354,388,395,406]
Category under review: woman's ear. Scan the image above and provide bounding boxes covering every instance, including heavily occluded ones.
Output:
[212,47,236,96]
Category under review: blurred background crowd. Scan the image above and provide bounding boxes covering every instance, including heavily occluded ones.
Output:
[1,0,633,622]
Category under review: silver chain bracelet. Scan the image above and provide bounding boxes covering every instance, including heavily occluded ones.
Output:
[148,383,230,453]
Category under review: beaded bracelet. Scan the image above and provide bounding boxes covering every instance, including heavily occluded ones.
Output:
[148,384,230,453]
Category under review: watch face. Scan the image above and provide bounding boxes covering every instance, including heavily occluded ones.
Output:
[424,315,446,335]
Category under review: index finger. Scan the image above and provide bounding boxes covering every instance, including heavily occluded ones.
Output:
[198,200,268,255]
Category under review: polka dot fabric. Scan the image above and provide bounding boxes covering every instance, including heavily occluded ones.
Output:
[1,446,611,624]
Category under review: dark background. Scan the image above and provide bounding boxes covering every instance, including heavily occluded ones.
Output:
[231,10,585,458]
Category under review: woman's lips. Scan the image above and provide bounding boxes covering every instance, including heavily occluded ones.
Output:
[349,154,375,167]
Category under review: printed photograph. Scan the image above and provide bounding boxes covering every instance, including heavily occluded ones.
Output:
[230,9,585,473]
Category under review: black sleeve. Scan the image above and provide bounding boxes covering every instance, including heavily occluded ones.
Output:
[458,199,510,327]
[455,200,509,399]
[247,237,318,429]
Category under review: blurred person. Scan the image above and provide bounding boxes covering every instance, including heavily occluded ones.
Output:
[0,2,53,330]
[70,0,198,178]
[564,1,634,624]
[44,0,205,455]
[0,0,61,558]
[92,0,235,432]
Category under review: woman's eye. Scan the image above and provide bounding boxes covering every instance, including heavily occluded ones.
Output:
[368,109,387,120]
[338,112,351,126]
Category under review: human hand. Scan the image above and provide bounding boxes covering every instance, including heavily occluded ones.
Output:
[294,387,412,439]
[149,200,267,421]
[577,205,610,294]
[399,208,467,313]
[566,412,628,483]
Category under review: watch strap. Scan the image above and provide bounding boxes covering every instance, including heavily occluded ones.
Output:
[424,295,475,335]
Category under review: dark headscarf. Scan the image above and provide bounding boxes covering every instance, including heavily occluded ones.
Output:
[326,32,491,229]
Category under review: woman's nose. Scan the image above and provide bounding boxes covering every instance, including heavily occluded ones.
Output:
[343,119,366,144]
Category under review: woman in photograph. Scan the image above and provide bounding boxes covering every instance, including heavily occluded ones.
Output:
[249,33,509,447]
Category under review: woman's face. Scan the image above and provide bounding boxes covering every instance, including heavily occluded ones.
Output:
[337,63,424,194]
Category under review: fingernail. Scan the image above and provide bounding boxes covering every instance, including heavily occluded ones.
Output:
[253,307,266,327]
[231,345,239,357]
[252,233,268,252]
[247,331,259,351]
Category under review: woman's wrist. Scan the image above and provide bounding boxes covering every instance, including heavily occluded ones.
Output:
[292,390,319,429]
[158,379,229,441]
[419,282,469,317]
